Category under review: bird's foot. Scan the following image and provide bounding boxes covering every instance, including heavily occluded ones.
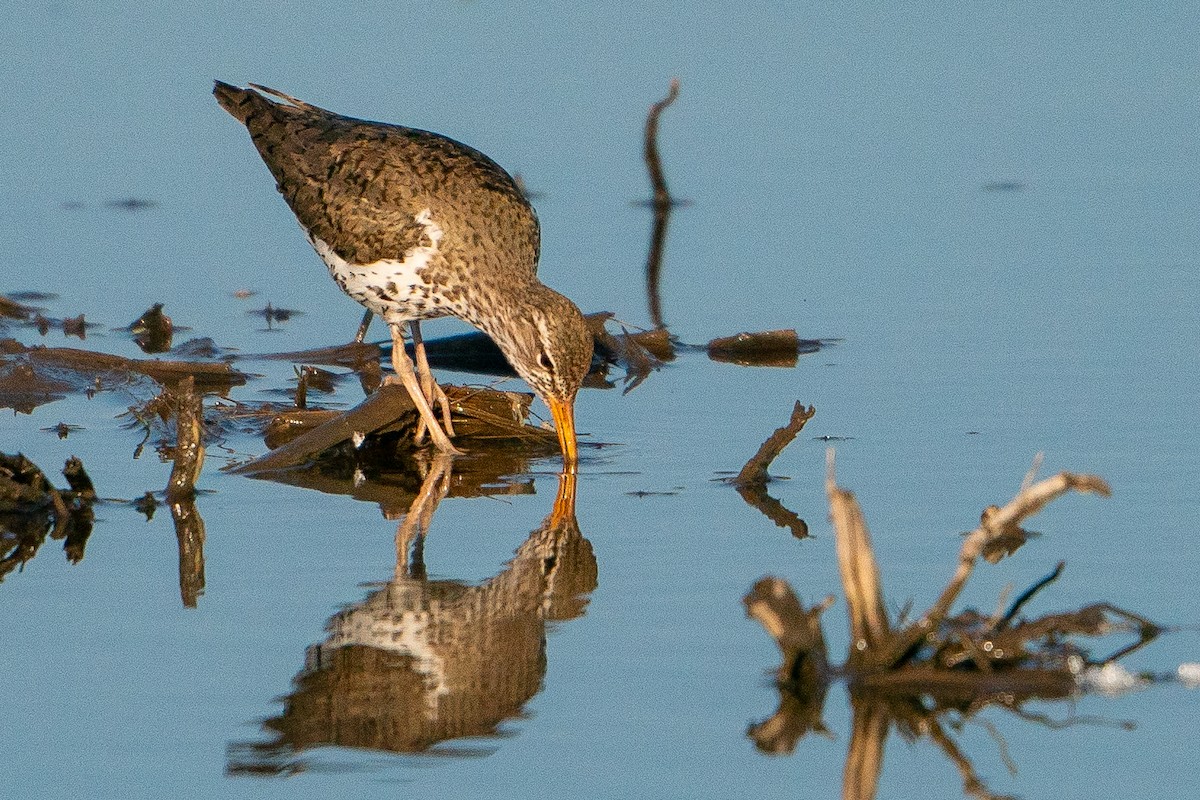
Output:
[382,374,463,455]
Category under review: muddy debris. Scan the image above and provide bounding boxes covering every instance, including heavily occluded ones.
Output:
[706,329,825,368]
[1,339,249,395]
[1,295,36,320]
[0,360,74,413]
[1,452,97,581]
[743,452,1165,798]
[128,303,173,354]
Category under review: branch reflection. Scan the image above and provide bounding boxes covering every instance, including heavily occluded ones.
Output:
[228,459,596,773]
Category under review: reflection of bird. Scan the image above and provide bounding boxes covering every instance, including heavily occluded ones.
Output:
[230,463,594,765]
[213,82,592,465]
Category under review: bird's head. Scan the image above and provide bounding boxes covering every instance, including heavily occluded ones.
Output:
[489,287,593,468]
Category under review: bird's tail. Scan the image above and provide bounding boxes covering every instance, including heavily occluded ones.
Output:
[212,80,315,124]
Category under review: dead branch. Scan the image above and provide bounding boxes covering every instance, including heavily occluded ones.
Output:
[734,402,815,486]
[996,561,1065,630]
[743,577,833,685]
[843,696,889,800]
[645,78,680,208]
[166,376,206,501]
[889,470,1113,665]
[735,483,809,539]
[826,452,891,661]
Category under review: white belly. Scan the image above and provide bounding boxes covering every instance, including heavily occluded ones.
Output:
[307,208,453,324]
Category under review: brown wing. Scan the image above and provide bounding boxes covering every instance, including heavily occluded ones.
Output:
[213,81,540,270]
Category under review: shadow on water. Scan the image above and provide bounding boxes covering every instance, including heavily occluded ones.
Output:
[226,461,596,774]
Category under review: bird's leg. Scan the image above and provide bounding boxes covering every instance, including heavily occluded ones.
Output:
[386,323,463,455]
[409,321,457,438]
[394,451,453,579]
[354,309,374,344]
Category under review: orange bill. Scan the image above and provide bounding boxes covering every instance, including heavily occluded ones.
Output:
[547,396,578,469]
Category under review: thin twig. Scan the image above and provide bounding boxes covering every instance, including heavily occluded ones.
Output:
[995,561,1065,631]
[645,78,680,208]
[644,78,680,329]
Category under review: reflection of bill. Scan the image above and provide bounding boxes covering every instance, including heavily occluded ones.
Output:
[230,460,595,770]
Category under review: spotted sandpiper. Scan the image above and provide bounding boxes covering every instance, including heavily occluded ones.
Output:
[214,82,592,466]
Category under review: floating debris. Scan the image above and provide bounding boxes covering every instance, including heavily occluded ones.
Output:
[41,422,84,439]
[707,329,814,368]
[128,303,173,354]
[0,359,73,413]
[132,491,159,521]
[62,314,87,339]
[2,339,249,395]
[249,302,303,329]
[1,453,97,581]
[1,295,35,320]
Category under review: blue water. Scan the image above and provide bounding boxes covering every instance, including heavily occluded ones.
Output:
[3,3,1199,798]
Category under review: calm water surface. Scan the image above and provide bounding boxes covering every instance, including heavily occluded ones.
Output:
[3,3,1199,798]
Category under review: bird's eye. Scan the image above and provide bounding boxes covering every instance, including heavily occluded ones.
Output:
[537,350,553,371]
